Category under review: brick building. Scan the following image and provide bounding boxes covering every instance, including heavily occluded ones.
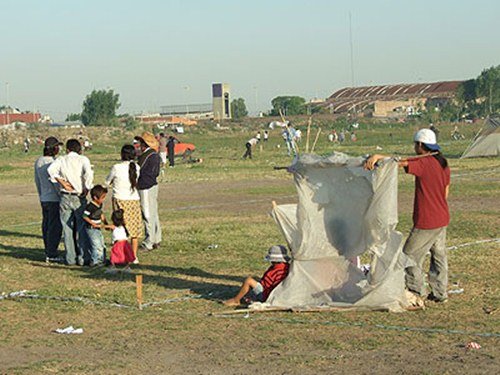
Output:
[319,81,462,118]
[0,112,41,125]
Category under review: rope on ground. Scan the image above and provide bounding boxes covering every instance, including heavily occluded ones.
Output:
[4,292,499,338]
[0,290,204,309]
[141,294,203,308]
[1,221,42,229]
[0,195,298,229]
[452,168,500,179]
[165,195,297,212]
[447,238,500,251]
[213,314,500,338]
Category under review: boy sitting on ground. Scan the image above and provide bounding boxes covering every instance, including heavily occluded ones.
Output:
[224,245,291,306]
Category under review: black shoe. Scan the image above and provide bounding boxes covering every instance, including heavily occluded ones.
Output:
[427,294,448,303]
[153,243,161,249]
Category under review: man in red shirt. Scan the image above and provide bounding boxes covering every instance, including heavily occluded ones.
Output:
[223,245,291,306]
[366,129,450,303]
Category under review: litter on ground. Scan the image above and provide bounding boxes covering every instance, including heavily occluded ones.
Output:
[54,326,83,334]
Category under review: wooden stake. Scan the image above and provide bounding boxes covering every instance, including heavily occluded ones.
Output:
[311,128,322,153]
[278,109,286,123]
[305,117,312,153]
[136,274,143,310]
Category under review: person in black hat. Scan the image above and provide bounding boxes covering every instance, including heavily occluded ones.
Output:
[34,137,64,262]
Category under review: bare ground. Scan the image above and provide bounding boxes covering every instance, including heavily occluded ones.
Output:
[0,178,499,374]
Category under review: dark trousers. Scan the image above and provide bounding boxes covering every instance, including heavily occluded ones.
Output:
[167,147,175,167]
[243,142,252,159]
[41,201,63,258]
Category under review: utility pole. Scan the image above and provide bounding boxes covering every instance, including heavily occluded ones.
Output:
[183,85,190,115]
[253,85,258,116]
[349,12,355,88]
[489,84,493,115]
[5,82,10,125]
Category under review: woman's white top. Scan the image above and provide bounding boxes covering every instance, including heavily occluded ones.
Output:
[112,226,128,242]
[105,161,140,200]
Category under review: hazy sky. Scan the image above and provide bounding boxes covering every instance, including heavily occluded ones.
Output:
[1,0,499,120]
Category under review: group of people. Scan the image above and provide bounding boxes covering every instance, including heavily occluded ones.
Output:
[33,125,450,307]
[242,130,270,159]
[157,132,178,168]
[34,132,163,270]
[327,129,357,143]
[233,128,450,307]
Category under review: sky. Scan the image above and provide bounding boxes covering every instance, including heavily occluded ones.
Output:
[0,0,499,120]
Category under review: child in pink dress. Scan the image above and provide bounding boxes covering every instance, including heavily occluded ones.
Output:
[108,209,136,270]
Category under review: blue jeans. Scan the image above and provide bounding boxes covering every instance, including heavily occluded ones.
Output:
[85,227,106,264]
[41,201,62,258]
[60,194,89,265]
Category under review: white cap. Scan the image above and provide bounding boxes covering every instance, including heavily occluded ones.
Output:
[414,129,440,151]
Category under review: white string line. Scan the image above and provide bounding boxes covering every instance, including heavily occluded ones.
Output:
[214,315,500,338]
[447,238,500,250]
[0,290,205,309]
[0,195,298,229]
[452,168,500,179]
[165,195,296,212]
[4,290,499,338]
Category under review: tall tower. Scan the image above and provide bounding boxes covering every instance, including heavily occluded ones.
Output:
[212,83,231,120]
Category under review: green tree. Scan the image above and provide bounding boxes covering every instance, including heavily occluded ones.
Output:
[476,65,500,115]
[457,79,477,104]
[65,113,82,121]
[230,98,248,119]
[270,96,306,116]
[81,89,120,126]
[456,65,500,118]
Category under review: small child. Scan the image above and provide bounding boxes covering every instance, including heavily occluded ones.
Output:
[108,209,136,271]
[82,185,108,266]
[223,245,291,306]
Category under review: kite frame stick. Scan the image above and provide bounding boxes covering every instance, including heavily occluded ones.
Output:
[305,116,312,153]
[310,127,322,153]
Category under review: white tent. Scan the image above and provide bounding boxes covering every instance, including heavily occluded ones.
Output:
[260,153,409,312]
[461,117,500,158]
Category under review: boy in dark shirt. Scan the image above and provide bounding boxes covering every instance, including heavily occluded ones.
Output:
[224,245,291,306]
[83,185,109,266]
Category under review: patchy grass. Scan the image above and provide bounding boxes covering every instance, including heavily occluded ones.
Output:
[0,119,499,374]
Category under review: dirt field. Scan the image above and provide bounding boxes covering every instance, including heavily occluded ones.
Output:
[0,123,499,374]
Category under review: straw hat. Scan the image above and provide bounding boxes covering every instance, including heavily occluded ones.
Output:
[264,245,291,262]
[140,132,159,152]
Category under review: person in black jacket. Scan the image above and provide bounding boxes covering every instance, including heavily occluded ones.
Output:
[136,132,162,251]
[166,135,178,167]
